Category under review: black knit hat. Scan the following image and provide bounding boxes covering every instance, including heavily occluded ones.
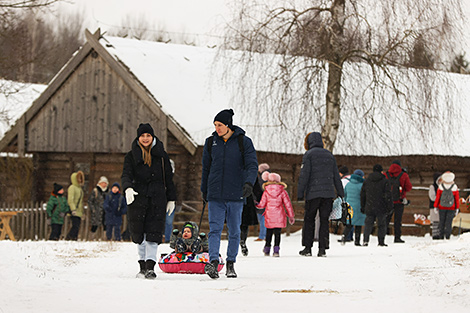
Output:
[373,164,383,172]
[392,159,402,167]
[213,109,234,129]
[137,123,155,138]
[53,183,63,195]
[339,166,349,175]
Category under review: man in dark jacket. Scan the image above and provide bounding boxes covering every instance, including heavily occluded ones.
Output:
[200,109,258,279]
[385,160,412,243]
[360,164,393,246]
[297,132,344,257]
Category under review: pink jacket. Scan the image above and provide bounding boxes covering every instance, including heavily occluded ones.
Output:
[256,182,294,228]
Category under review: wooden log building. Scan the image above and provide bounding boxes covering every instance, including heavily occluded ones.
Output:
[1,29,469,236]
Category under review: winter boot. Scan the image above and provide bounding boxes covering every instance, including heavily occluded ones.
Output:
[136,260,146,278]
[363,241,369,247]
[299,247,312,256]
[144,260,157,279]
[354,235,361,246]
[340,235,346,245]
[394,237,405,243]
[273,246,280,257]
[204,260,219,279]
[240,240,248,256]
[317,248,326,257]
[226,260,237,278]
[263,246,271,256]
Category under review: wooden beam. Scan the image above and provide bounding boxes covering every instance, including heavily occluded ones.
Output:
[17,116,25,157]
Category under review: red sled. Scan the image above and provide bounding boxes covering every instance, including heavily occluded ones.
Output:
[158,252,224,274]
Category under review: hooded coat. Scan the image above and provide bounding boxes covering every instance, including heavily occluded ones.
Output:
[345,174,366,226]
[201,125,258,201]
[88,185,108,226]
[46,192,70,225]
[104,189,127,226]
[67,171,85,217]
[169,221,209,252]
[257,182,294,228]
[121,136,176,244]
[297,132,344,200]
[386,163,412,203]
[360,172,393,215]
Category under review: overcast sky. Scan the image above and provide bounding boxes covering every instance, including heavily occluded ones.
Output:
[50,0,470,53]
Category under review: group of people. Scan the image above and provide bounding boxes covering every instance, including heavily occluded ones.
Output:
[47,108,461,281]
[46,173,128,242]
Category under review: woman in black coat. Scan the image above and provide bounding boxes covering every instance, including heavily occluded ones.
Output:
[121,123,176,279]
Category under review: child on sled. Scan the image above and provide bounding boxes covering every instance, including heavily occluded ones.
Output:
[170,221,208,254]
[256,172,295,257]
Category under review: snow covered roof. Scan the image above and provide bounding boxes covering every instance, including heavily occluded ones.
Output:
[0,80,47,139]
[100,36,470,157]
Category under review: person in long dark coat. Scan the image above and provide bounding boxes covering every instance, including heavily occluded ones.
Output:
[297,132,344,257]
[360,164,393,246]
[239,193,258,256]
[121,123,176,279]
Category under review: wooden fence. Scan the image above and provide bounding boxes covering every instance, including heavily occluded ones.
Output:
[0,202,124,241]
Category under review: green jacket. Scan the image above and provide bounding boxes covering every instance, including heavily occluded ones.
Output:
[46,193,70,225]
[67,171,85,217]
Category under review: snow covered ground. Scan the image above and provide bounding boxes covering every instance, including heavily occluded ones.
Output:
[1,232,469,313]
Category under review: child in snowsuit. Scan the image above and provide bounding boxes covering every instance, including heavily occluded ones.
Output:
[434,171,459,240]
[103,182,128,241]
[46,183,71,240]
[170,221,208,254]
[256,172,295,257]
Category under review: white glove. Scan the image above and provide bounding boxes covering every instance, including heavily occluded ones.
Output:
[455,209,459,216]
[434,208,438,214]
[125,188,138,205]
[166,201,176,215]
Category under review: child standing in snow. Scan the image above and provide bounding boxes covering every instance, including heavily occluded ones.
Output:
[428,172,442,239]
[434,171,459,240]
[256,172,295,257]
[103,182,127,241]
[46,183,71,240]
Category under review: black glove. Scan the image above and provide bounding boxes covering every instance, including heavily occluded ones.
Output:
[201,192,208,203]
[242,182,253,198]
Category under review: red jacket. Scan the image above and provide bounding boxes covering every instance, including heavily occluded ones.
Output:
[386,164,412,204]
[434,184,460,210]
[256,182,294,228]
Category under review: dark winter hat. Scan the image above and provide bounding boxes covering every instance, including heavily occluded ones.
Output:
[53,183,63,195]
[353,169,364,177]
[392,159,402,167]
[339,166,349,175]
[112,182,120,189]
[183,222,195,236]
[137,123,155,138]
[373,164,383,173]
[213,109,234,129]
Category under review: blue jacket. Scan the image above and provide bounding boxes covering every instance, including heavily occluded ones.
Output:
[345,174,366,226]
[201,126,258,201]
[297,132,344,200]
[104,192,127,226]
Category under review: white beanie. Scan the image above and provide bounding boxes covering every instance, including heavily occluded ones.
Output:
[441,172,455,184]
[98,176,109,185]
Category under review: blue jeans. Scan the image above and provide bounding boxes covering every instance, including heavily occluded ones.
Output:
[257,213,266,239]
[208,200,243,263]
[164,209,175,243]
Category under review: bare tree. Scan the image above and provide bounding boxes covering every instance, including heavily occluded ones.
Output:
[220,0,465,153]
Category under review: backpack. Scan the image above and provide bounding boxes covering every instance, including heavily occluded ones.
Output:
[387,171,403,202]
[439,184,455,208]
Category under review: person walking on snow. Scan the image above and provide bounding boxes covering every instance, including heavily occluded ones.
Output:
[297,132,344,257]
[256,172,295,257]
[103,182,127,241]
[46,183,70,240]
[434,171,459,240]
[65,171,85,241]
[385,160,412,243]
[200,109,258,279]
[88,176,109,239]
[121,123,176,279]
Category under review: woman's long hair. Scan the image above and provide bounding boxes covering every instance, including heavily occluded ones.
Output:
[138,141,152,166]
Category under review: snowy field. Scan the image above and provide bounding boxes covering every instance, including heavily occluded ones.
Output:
[1,232,469,313]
